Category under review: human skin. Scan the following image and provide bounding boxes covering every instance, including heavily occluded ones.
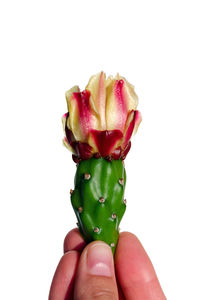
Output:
[49,229,166,300]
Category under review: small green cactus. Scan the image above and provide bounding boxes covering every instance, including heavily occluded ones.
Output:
[63,72,141,255]
[71,157,126,255]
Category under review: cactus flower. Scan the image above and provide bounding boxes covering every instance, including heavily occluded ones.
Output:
[62,72,141,162]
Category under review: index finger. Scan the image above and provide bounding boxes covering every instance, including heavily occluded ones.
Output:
[115,232,166,300]
[63,228,86,253]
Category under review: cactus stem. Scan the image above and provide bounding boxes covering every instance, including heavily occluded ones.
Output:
[118,178,124,185]
[111,213,117,219]
[72,157,126,255]
[123,199,127,205]
[99,197,105,203]
[93,227,100,233]
[70,189,74,194]
[78,207,83,213]
[84,173,91,180]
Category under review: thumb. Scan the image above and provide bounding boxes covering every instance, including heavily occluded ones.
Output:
[74,241,118,300]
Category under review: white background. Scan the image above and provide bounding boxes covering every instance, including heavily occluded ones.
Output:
[0,0,200,299]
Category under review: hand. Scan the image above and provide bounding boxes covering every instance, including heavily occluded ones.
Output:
[49,229,166,299]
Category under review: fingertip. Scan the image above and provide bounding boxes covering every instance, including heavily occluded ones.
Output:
[116,231,154,281]
[85,241,114,277]
[116,232,166,300]
[74,241,118,300]
[119,231,140,243]
[75,240,114,278]
[63,228,86,253]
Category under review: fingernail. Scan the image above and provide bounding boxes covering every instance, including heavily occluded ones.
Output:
[87,243,113,277]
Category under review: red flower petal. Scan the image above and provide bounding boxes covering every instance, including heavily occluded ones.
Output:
[122,110,141,149]
[65,125,76,146]
[121,141,131,160]
[73,90,96,140]
[111,147,122,160]
[74,142,93,160]
[72,155,81,164]
[90,129,123,157]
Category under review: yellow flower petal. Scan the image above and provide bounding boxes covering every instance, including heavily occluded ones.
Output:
[65,85,80,104]
[132,110,142,135]
[65,87,99,142]
[61,113,67,133]
[106,77,127,132]
[62,137,75,153]
[65,87,84,141]
[105,75,138,132]
[117,75,138,111]
[86,71,106,130]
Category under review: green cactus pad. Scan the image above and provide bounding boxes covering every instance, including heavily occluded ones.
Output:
[71,157,126,255]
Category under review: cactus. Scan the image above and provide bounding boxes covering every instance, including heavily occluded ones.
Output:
[62,72,141,255]
[70,157,126,254]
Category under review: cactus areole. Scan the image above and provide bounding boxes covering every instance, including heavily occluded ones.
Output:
[62,72,141,254]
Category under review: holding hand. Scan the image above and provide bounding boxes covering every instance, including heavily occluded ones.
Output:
[49,229,166,300]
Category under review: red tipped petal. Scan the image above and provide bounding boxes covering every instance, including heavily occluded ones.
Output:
[62,113,67,132]
[121,110,135,148]
[122,110,141,149]
[114,80,127,118]
[62,113,68,119]
[132,110,142,135]
[73,90,91,136]
[72,90,98,141]
[106,79,128,132]
[63,137,75,153]
[89,130,123,157]
[121,141,131,160]
[65,126,76,146]
[86,72,106,130]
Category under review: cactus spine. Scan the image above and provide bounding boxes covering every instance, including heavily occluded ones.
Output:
[71,157,126,255]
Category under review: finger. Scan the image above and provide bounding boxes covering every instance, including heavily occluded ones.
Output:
[74,241,119,300]
[49,251,79,300]
[63,228,86,253]
[115,232,166,300]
